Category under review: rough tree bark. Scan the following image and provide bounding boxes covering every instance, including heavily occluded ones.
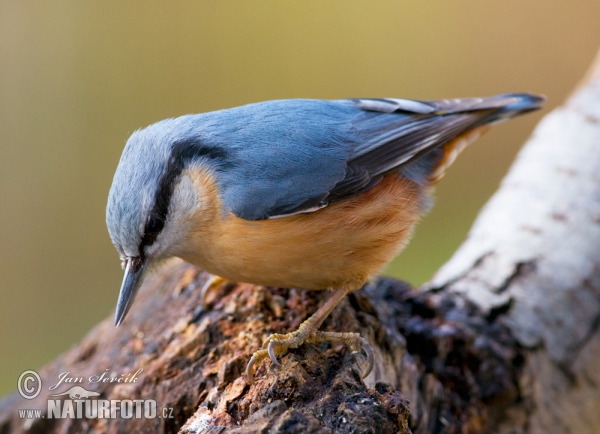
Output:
[2,51,600,434]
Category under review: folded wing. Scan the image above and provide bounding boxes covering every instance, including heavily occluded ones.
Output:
[266,93,544,218]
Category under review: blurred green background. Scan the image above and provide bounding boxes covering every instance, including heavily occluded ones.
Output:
[1,1,599,396]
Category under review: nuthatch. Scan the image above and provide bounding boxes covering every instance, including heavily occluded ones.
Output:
[106,93,543,382]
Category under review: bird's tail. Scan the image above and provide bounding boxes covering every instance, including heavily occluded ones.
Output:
[469,93,546,125]
[425,93,545,184]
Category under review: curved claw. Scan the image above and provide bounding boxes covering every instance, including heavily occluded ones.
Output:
[246,349,268,385]
[359,338,374,378]
[246,334,289,384]
[261,337,271,349]
[199,274,228,307]
[349,337,374,378]
[267,341,282,366]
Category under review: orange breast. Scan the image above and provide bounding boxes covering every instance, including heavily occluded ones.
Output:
[180,171,425,291]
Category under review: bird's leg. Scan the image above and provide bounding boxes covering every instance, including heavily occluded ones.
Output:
[246,286,374,383]
[199,274,229,306]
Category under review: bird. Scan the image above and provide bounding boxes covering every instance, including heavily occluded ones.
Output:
[106,93,544,383]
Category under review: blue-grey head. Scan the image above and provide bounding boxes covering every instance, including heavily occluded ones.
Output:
[106,115,218,326]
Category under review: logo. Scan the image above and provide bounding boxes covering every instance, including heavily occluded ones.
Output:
[17,369,174,421]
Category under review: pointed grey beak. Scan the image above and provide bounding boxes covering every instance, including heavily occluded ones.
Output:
[114,257,149,326]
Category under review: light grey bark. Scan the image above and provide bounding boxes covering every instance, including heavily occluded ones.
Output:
[430,50,600,433]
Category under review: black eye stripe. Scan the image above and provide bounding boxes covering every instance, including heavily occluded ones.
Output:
[137,138,233,258]
[139,215,163,252]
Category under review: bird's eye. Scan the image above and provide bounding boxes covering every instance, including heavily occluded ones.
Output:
[146,216,165,234]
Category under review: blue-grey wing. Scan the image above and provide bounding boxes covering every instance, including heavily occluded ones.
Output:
[211,94,542,220]
[201,100,355,220]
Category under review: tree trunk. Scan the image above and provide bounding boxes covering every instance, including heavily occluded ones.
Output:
[2,50,600,434]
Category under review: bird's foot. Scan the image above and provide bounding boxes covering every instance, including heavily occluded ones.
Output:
[246,329,374,384]
[199,274,229,306]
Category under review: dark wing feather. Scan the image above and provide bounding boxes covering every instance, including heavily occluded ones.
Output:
[322,93,544,204]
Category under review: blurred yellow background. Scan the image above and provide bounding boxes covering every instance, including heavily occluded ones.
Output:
[1,1,599,396]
